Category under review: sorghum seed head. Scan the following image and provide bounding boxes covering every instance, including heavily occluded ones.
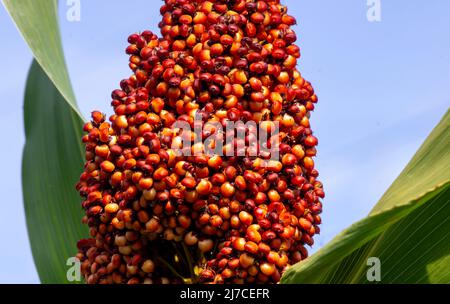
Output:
[77,0,323,285]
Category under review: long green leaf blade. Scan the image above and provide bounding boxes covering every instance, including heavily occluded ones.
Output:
[23,60,87,284]
[2,0,83,119]
[371,110,450,214]
[282,110,450,283]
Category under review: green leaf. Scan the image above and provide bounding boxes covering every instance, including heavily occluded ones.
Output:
[3,0,87,283]
[22,60,87,284]
[281,110,450,283]
[1,0,83,119]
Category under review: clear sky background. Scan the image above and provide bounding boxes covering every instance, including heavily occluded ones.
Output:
[0,0,449,283]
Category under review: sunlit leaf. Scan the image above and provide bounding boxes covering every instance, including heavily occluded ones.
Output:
[282,110,450,284]
[2,0,83,119]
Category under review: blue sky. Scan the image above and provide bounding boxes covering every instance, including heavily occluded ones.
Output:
[0,0,449,283]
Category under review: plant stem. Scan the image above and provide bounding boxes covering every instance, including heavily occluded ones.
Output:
[156,257,188,283]
[182,243,197,282]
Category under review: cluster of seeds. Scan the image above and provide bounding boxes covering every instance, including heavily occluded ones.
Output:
[75,0,323,284]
